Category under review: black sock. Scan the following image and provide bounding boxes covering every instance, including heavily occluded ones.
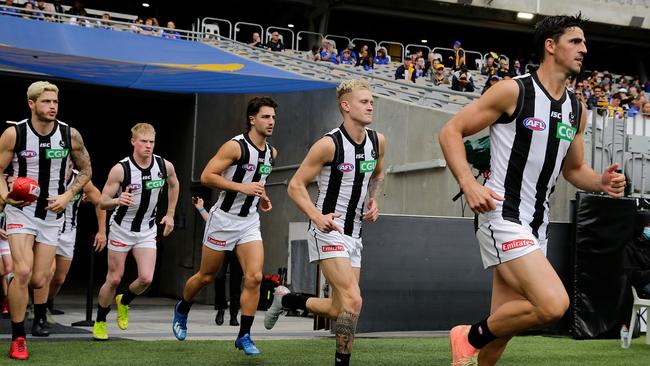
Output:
[468,318,497,349]
[335,352,351,366]
[46,298,54,311]
[11,321,25,340]
[281,293,312,310]
[237,315,254,338]
[176,299,193,314]
[96,305,110,322]
[120,289,138,306]
[34,303,47,322]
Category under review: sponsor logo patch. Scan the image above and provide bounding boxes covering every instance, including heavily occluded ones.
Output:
[258,164,272,175]
[110,240,127,247]
[359,159,376,173]
[337,163,354,173]
[523,117,546,131]
[145,179,165,190]
[556,123,577,142]
[28,184,40,196]
[45,148,69,159]
[7,223,23,229]
[322,244,345,252]
[243,164,255,171]
[19,150,37,158]
[207,236,226,246]
[127,183,141,191]
[501,239,534,252]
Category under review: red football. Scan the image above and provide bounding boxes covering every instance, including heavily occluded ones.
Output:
[9,177,40,203]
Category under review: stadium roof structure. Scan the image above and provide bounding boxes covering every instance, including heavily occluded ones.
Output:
[0,16,336,94]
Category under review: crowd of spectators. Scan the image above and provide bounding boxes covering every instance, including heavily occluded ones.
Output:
[248,31,284,52]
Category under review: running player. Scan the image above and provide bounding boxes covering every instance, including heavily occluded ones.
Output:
[93,122,179,340]
[0,81,92,360]
[439,14,626,365]
[265,79,386,366]
[45,163,107,321]
[172,97,277,356]
[0,198,12,317]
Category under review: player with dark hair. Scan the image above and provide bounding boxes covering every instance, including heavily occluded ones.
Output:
[172,96,278,355]
[440,13,625,365]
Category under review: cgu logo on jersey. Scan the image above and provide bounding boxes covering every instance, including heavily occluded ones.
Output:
[45,148,69,159]
[359,160,376,173]
[337,163,354,173]
[556,123,577,142]
[258,164,272,175]
[243,164,255,172]
[523,118,546,131]
[19,150,37,158]
[145,179,165,190]
[71,192,81,202]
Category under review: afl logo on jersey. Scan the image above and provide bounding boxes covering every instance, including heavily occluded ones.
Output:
[337,163,354,173]
[523,118,546,131]
[19,150,37,158]
[127,183,141,191]
[242,164,255,172]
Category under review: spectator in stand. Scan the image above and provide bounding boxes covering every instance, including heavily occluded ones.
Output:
[307,45,321,61]
[266,31,284,52]
[395,57,414,81]
[356,48,374,71]
[130,17,143,34]
[22,2,40,19]
[373,47,390,65]
[35,0,54,20]
[430,63,450,86]
[2,0,21,17]
[603,83,612,97]
[627,93,646,118]
[249,32,265,48]
[512,59,523,76]
[96,13,112,30]
[162,21,181,40]
[644,80,650,93]
[629,85,640,100]
[339,48,355,65]
[496,58,510,78]
[481,75,500,95]
[346,43,358,63]
[450,40,466,70]
[320,40,338,64]
[141,17,160,36]
[451,66,476,92]
[601,72,612,88]
[643,101,650,117]
[423,52,435,75]
[66,0,86,16]
[412,56,426,81]
[52,0,63,14]
[608,92,625,118]
[480,56,496,77]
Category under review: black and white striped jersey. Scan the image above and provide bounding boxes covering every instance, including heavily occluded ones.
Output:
[314,125,379,238]
[61,169,80,233]
[214,134,274,217]
[11,119,72,221]
[110,155,167,232]
[485,71,582,240]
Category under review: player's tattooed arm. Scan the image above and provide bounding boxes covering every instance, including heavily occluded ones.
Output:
[335,311,359,355]
[68,127,92,196]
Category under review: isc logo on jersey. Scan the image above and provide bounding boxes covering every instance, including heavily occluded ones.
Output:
[337,163,354,173]
[45,148,69,159]
[556,123,576,142]
[523,118,546,131]
[145,179,165,190]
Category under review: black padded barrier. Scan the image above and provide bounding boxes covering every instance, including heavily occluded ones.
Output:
[571,192,636,339]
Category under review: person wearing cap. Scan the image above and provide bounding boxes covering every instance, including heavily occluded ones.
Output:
[339,48,356,65]
[450,40,466,70]
[430,63,450,86]
[345,43,358,63]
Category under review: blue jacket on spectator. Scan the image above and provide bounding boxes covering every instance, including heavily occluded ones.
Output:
[321,49,339,64]
[162,30,181,40]
[374,56,390,65]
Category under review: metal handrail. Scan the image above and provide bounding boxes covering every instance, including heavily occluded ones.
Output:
[378,41,405,62]
[405,44,431,58]
[324,34,352,50]
[296,30,323,51]
[265,26,294,50]
[233,21,264,44]
[202,17,232,39]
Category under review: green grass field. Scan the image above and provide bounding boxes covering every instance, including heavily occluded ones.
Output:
[4,336,650,365]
